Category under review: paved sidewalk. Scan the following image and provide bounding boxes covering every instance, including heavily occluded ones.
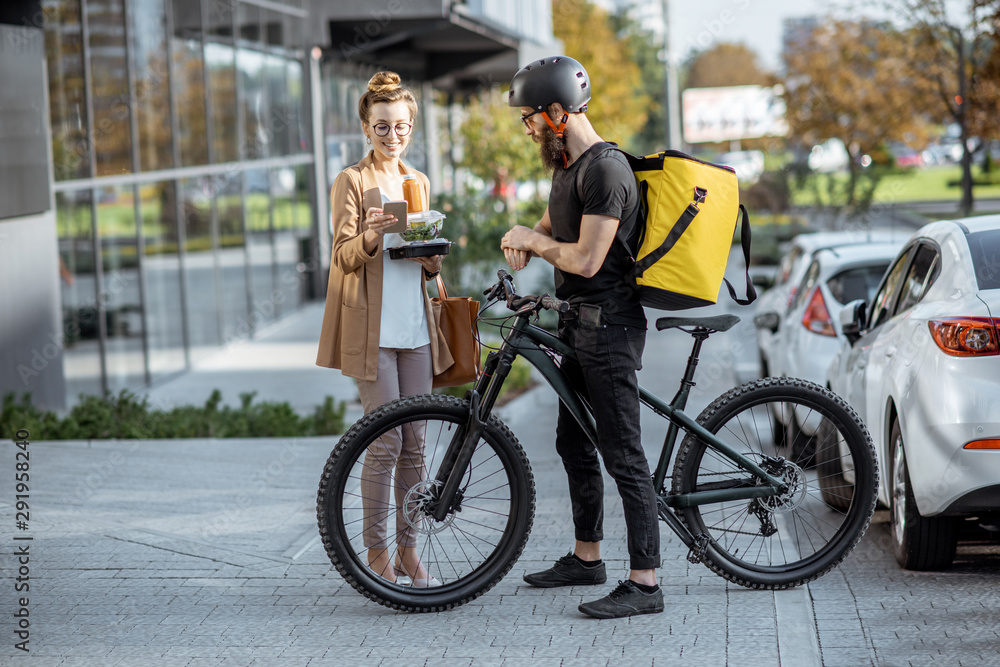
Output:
[3,259,998,665]
[0,291,831,666]
[0,391,820,667]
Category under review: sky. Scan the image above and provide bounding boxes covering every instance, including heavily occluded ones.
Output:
[667,0,830,72]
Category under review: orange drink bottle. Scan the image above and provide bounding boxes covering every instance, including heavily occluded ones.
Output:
[401,174,424,213]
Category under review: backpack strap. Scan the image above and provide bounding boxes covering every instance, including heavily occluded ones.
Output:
[723,204,757,306]
[572,143,641,270]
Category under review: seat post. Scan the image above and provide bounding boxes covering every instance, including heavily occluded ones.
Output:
[681,330,709,387]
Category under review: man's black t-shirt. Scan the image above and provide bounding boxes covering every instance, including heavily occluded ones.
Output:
[548,142,645,326]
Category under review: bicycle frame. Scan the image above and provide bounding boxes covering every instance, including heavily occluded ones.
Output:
[428,311,789,542]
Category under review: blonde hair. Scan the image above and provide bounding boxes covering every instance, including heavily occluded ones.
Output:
[358,71,418,126]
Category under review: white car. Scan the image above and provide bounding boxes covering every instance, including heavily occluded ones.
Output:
[766,243,903,457]
[754,230,911,383]
[826,216,1000,570]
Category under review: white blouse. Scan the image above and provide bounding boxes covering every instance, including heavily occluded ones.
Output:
[378,193,430,349]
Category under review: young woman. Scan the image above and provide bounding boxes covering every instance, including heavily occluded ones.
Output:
[316,72,451,587]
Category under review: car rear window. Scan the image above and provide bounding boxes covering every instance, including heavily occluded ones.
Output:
[967,229,1000,290]
[826,264,890,305]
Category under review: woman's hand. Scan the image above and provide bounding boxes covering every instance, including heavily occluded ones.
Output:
[365,207,398,236]
[362,207,397,253]
[411,255,443,274]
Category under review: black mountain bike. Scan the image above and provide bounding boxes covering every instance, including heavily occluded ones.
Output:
[317,270,878,612]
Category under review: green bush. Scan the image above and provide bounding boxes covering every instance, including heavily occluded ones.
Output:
[0,390,346,441]
[436,349,535,405]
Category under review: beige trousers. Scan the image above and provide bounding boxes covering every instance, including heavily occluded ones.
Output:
[355,345,432,549]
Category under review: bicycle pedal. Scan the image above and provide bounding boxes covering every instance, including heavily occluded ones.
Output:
[686,534,710,564]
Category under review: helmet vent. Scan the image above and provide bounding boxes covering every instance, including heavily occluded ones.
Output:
[576,72,584,77]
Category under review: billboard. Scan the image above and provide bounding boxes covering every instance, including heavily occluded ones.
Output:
[682,85,788,144]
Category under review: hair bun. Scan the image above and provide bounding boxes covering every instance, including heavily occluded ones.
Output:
[367,71,401,94]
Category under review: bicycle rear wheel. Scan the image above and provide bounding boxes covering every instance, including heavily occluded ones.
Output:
[317,394,534,611]
[670,377,877,589]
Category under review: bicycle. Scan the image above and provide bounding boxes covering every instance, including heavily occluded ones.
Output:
[317,269,878,612]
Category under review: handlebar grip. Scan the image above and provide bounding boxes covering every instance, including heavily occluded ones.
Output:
[540,296,569,313]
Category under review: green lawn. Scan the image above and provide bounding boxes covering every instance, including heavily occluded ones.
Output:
[791,165,1000,208]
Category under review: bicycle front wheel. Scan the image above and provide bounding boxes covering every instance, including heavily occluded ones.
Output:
[670,377,877,589]
[317,394,534,611]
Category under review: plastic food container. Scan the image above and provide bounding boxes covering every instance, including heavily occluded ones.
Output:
[401,210,445,242]
[387,240,451,259]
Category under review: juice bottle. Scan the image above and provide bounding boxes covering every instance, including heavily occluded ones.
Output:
[401,174,424,213]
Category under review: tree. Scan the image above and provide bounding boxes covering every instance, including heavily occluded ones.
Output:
[782,20,935,216]
[888,0,996,215]
[551,0,650,148]
[456,86,549,217]
[608,9,667,153]
[685,42,773,89]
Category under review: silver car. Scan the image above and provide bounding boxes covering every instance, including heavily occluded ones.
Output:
[754,229,911,382]
[827,216,1000,570]
[767,243,902,459]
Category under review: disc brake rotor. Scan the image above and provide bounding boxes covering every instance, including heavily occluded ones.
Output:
[402,479,458,535]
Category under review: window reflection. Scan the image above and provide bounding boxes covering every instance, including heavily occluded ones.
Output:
[131,0,173,172]
[172,0,208,166]
[206,42,238,163]
[239,48,268,160]
[98,184,145,391]
[57,191,103,400]
[44,0,90,181]
[273,165,313,310]
[88,0,132,176]
[218,175,249,343]
[246,168,276,326]
[140,181,186,380]
[181,177,220,360]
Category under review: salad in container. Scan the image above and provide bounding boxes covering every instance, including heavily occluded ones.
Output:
[387,210,451,259]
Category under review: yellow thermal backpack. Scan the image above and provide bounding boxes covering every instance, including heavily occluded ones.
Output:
[580,145,756,310]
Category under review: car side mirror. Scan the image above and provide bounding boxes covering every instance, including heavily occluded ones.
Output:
[750,272,776,293]
[753,311,781,334]
[840,299,867,344]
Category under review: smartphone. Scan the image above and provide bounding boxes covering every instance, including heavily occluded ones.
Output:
[380,201,408,234]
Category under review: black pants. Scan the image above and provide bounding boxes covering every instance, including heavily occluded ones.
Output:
[556,318,660,570]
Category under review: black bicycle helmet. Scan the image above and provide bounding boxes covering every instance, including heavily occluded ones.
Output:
[508,56,590,113]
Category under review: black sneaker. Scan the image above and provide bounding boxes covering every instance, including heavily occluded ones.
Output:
[578,580,664,619]
[523,553,607,588]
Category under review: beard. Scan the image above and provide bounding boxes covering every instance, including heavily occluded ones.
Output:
[535,122,568,172]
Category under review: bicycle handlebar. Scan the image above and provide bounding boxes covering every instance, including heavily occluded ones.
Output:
[486,269,570,316]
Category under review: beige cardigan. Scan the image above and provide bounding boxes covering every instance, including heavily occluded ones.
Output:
[315,152,453,381]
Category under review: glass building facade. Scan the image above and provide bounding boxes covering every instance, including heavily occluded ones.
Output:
[44,0,315,403]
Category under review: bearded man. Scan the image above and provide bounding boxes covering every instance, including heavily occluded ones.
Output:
[500,56,663,619]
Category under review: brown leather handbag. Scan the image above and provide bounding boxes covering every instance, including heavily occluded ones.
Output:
[431,275,481,388]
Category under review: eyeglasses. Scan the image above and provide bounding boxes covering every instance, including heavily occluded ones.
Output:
[371,122,412,137]
[520,110,543,127]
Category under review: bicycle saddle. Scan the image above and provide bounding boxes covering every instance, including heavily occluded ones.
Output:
[655,314,741,333]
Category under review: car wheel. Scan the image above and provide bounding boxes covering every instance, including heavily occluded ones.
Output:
[889,420,957,570]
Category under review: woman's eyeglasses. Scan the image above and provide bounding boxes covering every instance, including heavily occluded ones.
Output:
[371,122,413,137]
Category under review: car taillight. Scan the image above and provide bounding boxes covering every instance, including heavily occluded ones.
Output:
[964,439,1000,449]
[801,288,835,336]
[928,317,1000,356]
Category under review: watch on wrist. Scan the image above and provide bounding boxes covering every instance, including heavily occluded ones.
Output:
[423,268,440,280]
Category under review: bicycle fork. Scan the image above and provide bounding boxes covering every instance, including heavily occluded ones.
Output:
[423,347,511,523]
[423,391,485,522]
